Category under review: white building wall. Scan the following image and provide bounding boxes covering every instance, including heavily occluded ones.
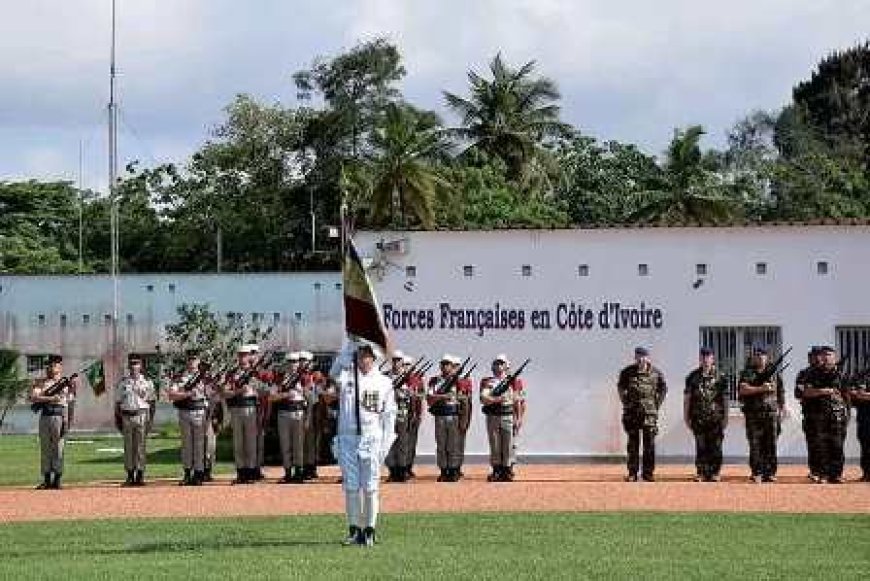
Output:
[0,273,343,431]
[357,226,870,459]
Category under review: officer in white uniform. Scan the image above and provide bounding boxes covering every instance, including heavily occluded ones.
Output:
[332,343,396,547]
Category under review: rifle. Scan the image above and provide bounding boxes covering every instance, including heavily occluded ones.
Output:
[434,356,472,395]
[180,362,212,392]
[233,351,277,390]
[278,369,302,392]
[461,362,478,380]
[30,373,80,413]
[392,356,428,389]
[755,347,793,385]
[490,359,531,397]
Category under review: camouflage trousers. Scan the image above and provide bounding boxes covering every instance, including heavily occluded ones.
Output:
[857,408,870,478]
[744,412,779,478]
[691,422,724,478]
[805,410,848,480]
[801,409,822,477]
[623,412,657,478]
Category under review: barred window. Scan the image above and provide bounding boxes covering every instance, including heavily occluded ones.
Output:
[699,326,783,404]
[26,354,50,376]
[835,326,870,377]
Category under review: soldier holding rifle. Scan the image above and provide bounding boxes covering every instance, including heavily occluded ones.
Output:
[29,354,78,490]
[166,350,210,486]
[738,345,787,483]
[480,354,528,482]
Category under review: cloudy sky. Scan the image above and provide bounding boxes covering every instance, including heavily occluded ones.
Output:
[1,0,867,191]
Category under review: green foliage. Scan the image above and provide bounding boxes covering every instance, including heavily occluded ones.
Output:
[367,103,452,228]
[555,134,662,225]
[0,181,90,274]
[163,303,274,375]
[0,349,29,429]
[437,164,569,229]
[444,53,571,182]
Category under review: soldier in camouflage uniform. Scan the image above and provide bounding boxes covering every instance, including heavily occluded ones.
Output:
[617,347,667,482]
[684,347,728,482]
[738,345,785,483]
[795,347,823,482]
[850,367,870,481]
[801,346,849,484]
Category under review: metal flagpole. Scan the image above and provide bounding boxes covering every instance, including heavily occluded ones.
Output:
[77,139,84,274]
[108,0,120,374]
[339,166,361,435]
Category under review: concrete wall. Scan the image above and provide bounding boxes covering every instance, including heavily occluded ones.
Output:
[356,226,870,459]
[0,272,343,431]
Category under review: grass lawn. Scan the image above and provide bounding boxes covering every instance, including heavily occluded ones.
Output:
[0,432,237,486]
[0,513,867,579]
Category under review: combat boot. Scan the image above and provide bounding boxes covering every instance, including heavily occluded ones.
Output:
[51,472,63,490]
[179,469,192,486]
[253,467,265,481]
[362,527,376,547]
[303,464,318,480]
[191,471,204,486]
[202,466,214,483]
[36,472,52,490]
[386,467,399,482]
[437,469,446,482]
[291,466,305,483]
[341,526,362,546]
[123,470,136,487]
[231,469,245,485]
[487,466,500,482]
[135,470,145,486]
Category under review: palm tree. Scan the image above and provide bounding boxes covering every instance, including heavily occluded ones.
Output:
[444,53,571,182]
[367,103,451,228]
[631,126,737,224]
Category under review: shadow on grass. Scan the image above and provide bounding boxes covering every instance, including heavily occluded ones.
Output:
[3,538,340,558]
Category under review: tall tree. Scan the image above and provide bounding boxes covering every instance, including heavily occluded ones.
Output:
[789,42,870,164]
[555,134,661,225]
[366,103,451,228]
[0,181,87,273]
[444,53,571,182]
[631,126,737,224]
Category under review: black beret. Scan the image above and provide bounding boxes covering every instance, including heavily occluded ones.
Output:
[699,347,714,357]
[47,354,63,365]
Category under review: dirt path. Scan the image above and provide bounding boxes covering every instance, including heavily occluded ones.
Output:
[1,465,867,523]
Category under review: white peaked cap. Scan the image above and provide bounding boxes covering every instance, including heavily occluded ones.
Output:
[299,350,314,361]
[238,343,259,354]
[286,351,300,361]
[494,354,510,365]
[402,355,415,365]
[391,349,405,360]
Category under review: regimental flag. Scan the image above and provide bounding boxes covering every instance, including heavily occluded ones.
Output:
[343,237,390,352]
[85,360,106,396]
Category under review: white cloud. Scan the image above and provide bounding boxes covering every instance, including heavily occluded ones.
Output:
[0,0,867,185]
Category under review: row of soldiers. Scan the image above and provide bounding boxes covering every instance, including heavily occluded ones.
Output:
[28,345,529,488]
[619,344,870,483]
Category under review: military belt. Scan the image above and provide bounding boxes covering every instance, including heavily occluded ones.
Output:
[41,404,66,417]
